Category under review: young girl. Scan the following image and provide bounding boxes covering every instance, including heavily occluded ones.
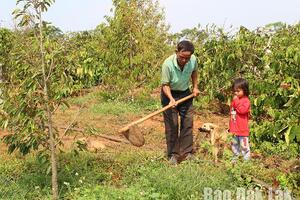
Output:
[229,78,251,162]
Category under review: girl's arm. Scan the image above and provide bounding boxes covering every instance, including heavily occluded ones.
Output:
[233,98,250,114]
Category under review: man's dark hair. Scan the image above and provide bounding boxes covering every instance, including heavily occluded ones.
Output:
[232,78,250,97]
[177,40,194,54]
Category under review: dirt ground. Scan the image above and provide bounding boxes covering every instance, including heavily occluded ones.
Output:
[0,85,231,155]
[0,103,229,155]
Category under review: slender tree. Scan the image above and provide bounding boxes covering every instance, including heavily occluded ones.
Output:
[1,1,60,199]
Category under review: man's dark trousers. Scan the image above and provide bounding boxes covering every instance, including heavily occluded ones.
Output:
[161,89,194,158]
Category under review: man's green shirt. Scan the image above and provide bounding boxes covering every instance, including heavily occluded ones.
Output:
[161,54,198,91]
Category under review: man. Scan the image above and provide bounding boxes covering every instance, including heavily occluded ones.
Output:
[161,40,200,165]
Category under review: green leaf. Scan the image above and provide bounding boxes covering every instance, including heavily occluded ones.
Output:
[283,98,294,107]
[290,125,300,142]
[284,126,292,145]
[46,166,51,175]
[3,119,9,129]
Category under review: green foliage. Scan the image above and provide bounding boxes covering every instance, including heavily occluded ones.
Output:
[0,27,69,154]
[99,0,170,89]
[256,141,299,159]
[1,149,299,199]
[13,0,55,26]
[63,31,106,88]
[0,0,65,161]
[2,1,62,199]
[121,159,237,199]
[180,23,300,149]
[0,28,14,83]
[4,147,298,199]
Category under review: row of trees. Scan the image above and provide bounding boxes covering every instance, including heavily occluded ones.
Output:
[0,0,170,199]
[0,0,299,199]
[192,23,300,151]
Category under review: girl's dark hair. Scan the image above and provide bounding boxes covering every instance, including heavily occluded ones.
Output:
[232,78,250,96]
[177,40,194,54]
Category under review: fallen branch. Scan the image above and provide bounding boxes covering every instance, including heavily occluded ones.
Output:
[56,126,129,144]
[96,134,130,144]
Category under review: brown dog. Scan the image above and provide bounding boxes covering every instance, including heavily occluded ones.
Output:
[198,123,227,163]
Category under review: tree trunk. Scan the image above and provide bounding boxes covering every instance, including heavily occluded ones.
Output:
[129,32,133,69]
[38,10,58,200]
[0,63,3,104]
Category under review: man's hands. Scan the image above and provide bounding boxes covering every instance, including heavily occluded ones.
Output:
[168,97,177,107]
[193,87,200,97]
[163,84,199,108]
[191,70,199,97]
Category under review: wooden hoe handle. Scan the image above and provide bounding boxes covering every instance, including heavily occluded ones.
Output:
[119,94,195,132]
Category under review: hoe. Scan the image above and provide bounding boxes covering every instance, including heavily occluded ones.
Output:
[118,94,195,147]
